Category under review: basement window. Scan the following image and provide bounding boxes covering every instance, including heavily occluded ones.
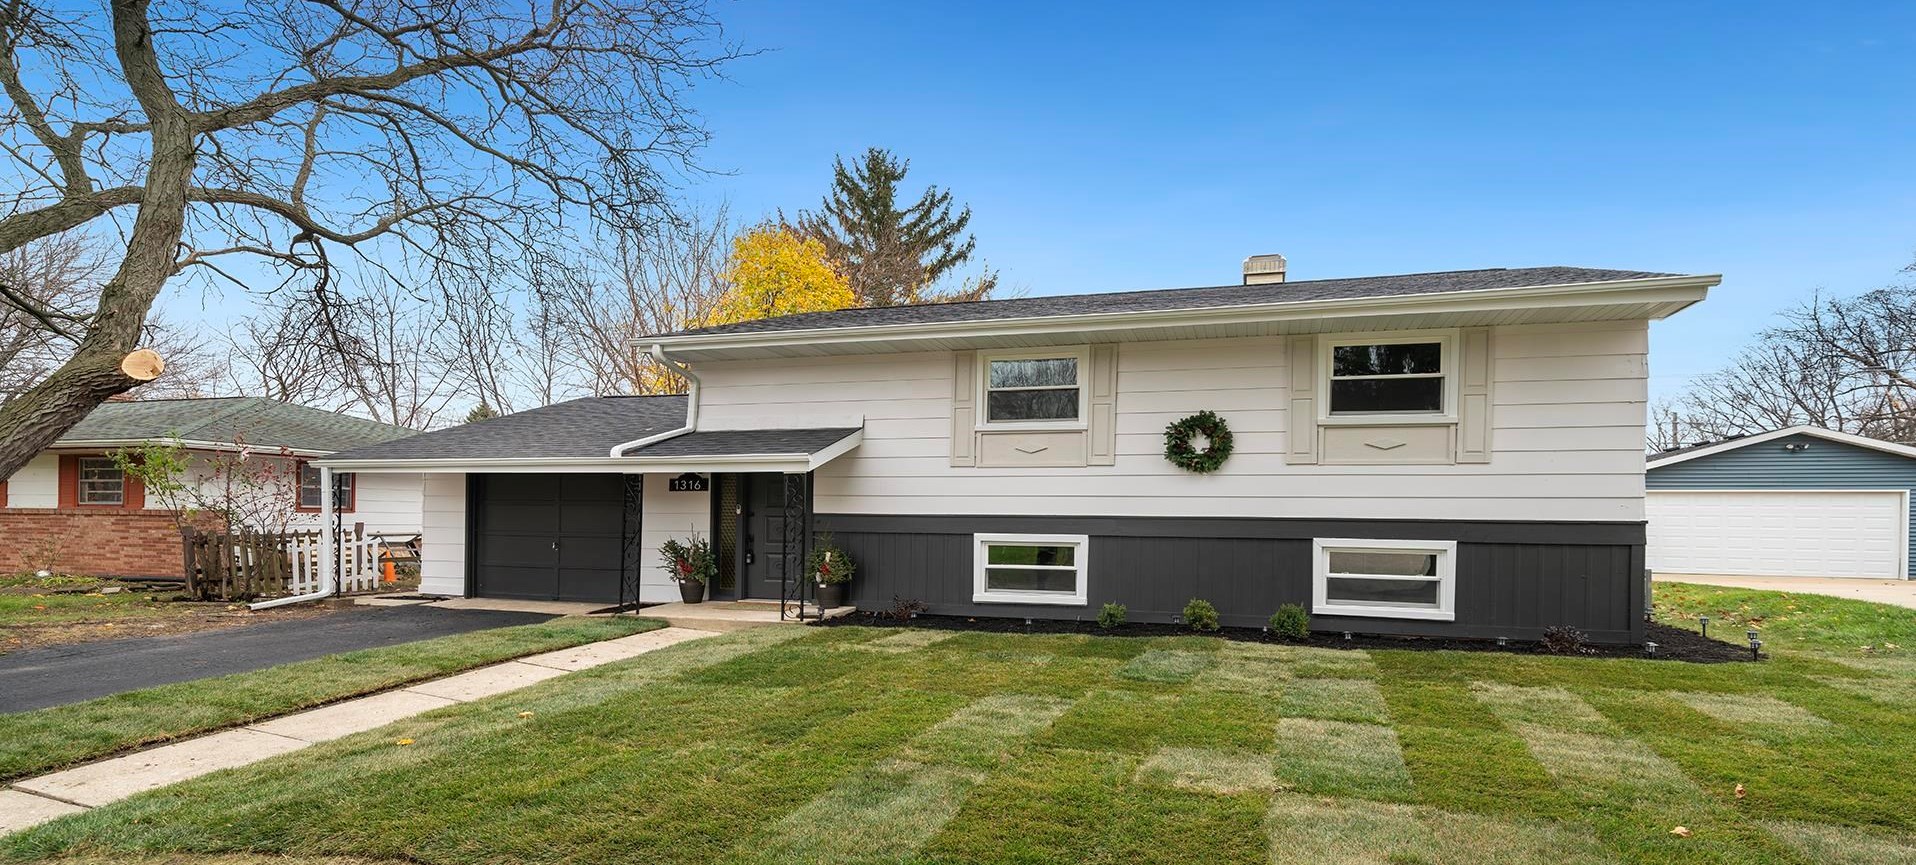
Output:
[1312,538,1456,621]
[973,534,1089,605]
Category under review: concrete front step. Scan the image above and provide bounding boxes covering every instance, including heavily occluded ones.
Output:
[641,601,853,632]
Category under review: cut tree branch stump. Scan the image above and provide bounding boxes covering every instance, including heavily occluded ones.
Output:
[120,348,165,381]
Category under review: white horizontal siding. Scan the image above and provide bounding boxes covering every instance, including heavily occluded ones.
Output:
[4,453,59,508]
[639,475,710,603]
[418,473,466,596]
[690,321,1650,523]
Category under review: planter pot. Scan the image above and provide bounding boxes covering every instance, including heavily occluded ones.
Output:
[815,582,846,610]
[678,579,706,604]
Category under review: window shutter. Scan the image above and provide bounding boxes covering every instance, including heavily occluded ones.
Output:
[1088,344,1117,466]
[950,351,977,467]
[1285,336,1319,464]
[1457,327,1493,464]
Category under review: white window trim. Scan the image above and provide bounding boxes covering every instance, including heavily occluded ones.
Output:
[77,456,125,506]
[1311,537,1457,621]
[973,532,1090,606]
[976,346,1090,431]
[1317,330,1459,425]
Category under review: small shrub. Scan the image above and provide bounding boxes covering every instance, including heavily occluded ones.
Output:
[1540,625,1594,655]
[1269,604,1309,639]
[886,596,928,622]
[1183,598,1220,632]
[1097,602,1127,629]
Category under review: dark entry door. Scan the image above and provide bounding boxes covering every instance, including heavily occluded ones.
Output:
[741,473,793,600]
[473,473,625,603]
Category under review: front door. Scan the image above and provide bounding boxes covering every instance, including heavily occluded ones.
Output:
[741,473,795,600]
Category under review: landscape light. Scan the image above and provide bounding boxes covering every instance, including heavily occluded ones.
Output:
[1750,638,1763,661]
[1746,628,1759,643]
[1644,641,1659,657]
[1699,615,1710,638]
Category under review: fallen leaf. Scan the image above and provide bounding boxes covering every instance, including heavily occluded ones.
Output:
[1734,783,1746,799]
[1670,827,1692,838]
[517,711,535,718]
[395,738,415,746]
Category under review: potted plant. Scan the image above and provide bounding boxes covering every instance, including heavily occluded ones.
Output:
[806,534,856,609]
[659,535,716,604]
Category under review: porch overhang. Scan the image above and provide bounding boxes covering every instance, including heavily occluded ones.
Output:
[318,427,863,475]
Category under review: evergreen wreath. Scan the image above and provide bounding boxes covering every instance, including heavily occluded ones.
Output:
[1163,410,1234,473]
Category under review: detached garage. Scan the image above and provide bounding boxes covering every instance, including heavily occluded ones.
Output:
[1646,426,1916,580]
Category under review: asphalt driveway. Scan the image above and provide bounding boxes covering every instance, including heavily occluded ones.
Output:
[0,605,555,713]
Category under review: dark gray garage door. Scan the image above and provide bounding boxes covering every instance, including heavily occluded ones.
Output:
[471,473,625,603]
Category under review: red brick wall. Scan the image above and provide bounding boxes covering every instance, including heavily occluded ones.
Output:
[0,509,189,578]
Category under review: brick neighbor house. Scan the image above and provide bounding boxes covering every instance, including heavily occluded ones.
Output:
[0,397,422,579]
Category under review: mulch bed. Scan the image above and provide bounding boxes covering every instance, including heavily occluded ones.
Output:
[816,612,1758,663]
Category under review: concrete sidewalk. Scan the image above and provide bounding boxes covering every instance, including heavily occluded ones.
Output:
[1655,573,1916,610]
[0,625,716,836]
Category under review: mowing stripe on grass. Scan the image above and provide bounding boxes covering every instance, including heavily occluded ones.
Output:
[1272,718,1413,801]
[1115,649,1214,684]
[1277,677,1390,724]
[1764,818,1916,864]
[1666,691,1832,730]
[850,630,959,653]
[1135,747,1276,795]
[734,694,1073,865]
[1469,681,1619,735]
[1264,793,1620,865]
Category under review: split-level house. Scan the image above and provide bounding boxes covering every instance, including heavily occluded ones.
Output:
[321,258,1717,643]
[0,397,421,579]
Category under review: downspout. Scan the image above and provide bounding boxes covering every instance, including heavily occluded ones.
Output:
[609,344,702,457]
[250,464,337,610]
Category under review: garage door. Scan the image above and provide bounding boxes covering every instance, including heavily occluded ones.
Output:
[472,473,627,602]
[1647,490,1906,579]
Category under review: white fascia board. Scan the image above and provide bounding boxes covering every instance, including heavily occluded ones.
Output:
[50,439,331,457]
[1648,424,1916,468]
[637,275,1720,357]
[318,441,861,476]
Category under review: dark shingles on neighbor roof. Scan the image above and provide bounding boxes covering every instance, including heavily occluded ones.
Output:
[654,266,1682,338]
[324,396,858,462]
[325,395,688,462]
[59,397,413,453]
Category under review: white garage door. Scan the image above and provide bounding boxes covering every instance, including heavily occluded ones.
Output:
[1647,490,1906,579]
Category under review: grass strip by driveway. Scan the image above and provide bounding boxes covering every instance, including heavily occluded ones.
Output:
[1653,581,1916,653]
[0,615,661,782]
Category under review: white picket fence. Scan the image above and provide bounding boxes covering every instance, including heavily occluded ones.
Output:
[284,525,419,596]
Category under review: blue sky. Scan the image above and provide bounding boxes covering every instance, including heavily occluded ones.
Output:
[683,1,1916,400]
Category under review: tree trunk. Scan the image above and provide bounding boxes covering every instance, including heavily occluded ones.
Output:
[0,0,193,479]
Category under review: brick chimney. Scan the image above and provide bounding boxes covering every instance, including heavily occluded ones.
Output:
[1242,253,1287,285]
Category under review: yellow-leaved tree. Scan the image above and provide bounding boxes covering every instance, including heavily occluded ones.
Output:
[707,226,855,326]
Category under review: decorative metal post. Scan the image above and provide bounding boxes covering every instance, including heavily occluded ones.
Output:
[779,472,811,621]
[619,474,645,611]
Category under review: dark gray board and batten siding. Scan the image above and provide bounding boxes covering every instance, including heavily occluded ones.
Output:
[1647,432,1916,578]
[817,514,1647,644]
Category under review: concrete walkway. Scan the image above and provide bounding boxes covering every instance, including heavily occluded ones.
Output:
[0,625,716,836]
[1655,573,1916,610]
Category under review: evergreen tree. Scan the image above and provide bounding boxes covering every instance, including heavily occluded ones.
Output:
[465,403,500,424]
[795,148,998,307]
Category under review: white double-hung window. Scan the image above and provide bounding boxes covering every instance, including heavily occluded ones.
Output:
[1312,538,1456,621]
[973,534,1089,605]
[1321,333,1455,420]
[979,348,1087,427]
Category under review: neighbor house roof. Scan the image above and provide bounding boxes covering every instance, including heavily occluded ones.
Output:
[320,395,862,474]
[641,266,1719,361]
[1647,425,1916,468]
[659,266,1679,338]
[55,397,414,455]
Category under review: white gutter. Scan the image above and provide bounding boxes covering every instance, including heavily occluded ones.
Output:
[250,464,337,610]
[608,344,701,457]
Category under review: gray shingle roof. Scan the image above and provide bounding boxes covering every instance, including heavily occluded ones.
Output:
[655,266,1680,338]
[628,427,860,457]
[324,396,688,462]
[323,396,859,463]
[59,397,414,454]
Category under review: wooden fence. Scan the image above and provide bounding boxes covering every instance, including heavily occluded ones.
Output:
[181,524,411,600]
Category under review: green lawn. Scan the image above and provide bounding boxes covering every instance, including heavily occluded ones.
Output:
[0,616,662,782]
[5,586,1915,864]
